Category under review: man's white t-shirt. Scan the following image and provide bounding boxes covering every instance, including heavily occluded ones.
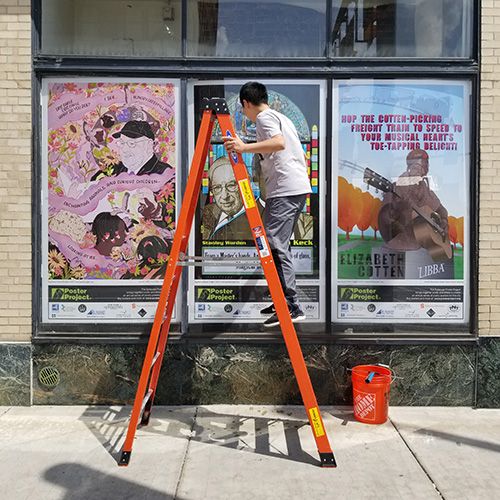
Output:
[256,108,312,199]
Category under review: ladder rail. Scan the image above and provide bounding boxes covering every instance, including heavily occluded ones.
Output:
[218,114,335,465]
[140,264,183,425]
[139,111,216,425]
[119,111,216,465]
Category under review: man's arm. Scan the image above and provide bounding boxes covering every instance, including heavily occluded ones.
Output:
[223,134,285,155]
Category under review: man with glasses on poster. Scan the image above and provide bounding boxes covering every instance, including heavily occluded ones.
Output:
[91,120,172,181]
[201,156,248,240]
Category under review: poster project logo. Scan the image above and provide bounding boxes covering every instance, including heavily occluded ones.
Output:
[50,287,91,301]
[197,287,237,302]
[339,287,381,302]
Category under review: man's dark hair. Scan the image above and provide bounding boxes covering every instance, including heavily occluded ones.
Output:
[240,82,268,106]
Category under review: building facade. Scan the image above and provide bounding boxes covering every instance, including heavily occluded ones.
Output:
[1,0,499,408]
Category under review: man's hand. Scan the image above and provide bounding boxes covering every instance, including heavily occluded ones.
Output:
[223,135,247,154]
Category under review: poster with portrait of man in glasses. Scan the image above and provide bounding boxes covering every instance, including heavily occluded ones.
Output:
[41,79,180,324]
[189,80,326,326]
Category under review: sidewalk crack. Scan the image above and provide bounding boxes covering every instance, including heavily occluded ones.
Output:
[390,419,445,499]
[0,407,13,418]
[173,406,199,500]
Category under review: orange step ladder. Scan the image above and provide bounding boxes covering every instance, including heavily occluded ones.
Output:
[119,98,336,468]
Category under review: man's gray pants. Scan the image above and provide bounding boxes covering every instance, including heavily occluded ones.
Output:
[264,194,307,313]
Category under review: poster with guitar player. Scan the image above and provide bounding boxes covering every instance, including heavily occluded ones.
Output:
[188,80,326,324]
[333,80,470,324]
[41,78,180,323]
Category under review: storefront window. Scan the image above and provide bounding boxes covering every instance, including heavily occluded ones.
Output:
[331,0,473,58]
[39,0,473,60]
[186,1,327,58]
[34,0,478,338]
[188,80,326,326]
[41,0,182,57]
[333,80,471,327]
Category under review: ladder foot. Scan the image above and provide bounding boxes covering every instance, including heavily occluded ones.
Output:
[319,452,337,468]
[118,451,132,466]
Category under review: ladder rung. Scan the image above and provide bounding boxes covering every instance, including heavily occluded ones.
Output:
[177,254,260,267]
[177,255,261,267]
[140,389,154,416]
[151,351,161,368]
[177,260,261,267]
[180,254,259,262]
[181,255,258,261]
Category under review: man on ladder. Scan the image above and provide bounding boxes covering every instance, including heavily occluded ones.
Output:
[224,82,309,328]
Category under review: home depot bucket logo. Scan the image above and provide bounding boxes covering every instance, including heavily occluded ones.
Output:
[354,390,376,421]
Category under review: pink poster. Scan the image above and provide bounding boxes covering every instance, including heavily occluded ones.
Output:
[48,83,176,280]
[43,80,179,322]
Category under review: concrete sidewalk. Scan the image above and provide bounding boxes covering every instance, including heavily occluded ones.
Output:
[0,405,498,500]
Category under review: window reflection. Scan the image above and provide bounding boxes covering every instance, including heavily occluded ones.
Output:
[40,0,473,60]
[41,0,182,57]
[187,0,327,58]
[331,0,472,58]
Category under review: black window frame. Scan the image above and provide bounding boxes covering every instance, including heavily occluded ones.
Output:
[31,0,481,343]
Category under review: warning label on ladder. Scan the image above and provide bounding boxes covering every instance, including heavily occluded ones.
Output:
[309,407,326,437]
[238,179,255,209]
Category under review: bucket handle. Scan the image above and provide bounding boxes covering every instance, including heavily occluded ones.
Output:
[347,364,402,384]
[372,363,404,385]
[374,364,403,383]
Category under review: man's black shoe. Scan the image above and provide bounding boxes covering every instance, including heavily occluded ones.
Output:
[263,312,280,328]
[291,308,306,322]
[260,304,275,315]
[263,309,306,328]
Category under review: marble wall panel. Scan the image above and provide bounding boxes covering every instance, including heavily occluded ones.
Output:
[32,342,476,406]
[476,337,500,408]
[0,343,31,405]
[33,344,193,405]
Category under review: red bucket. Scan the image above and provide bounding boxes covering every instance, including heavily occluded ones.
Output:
[351,364,392,424]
